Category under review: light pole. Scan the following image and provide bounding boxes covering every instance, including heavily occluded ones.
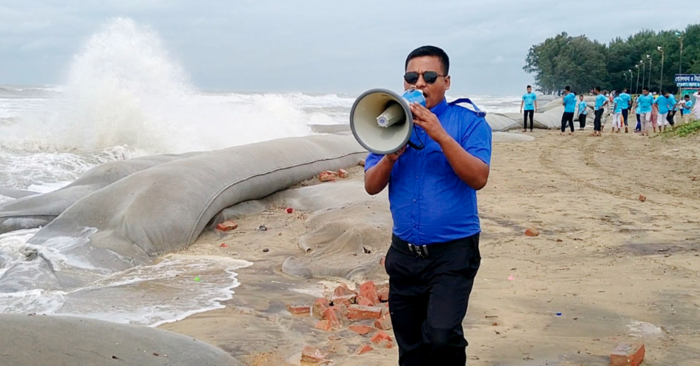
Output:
[629,69,633,93]
[658,46,664,93]
[676,31,684,74]
[647,54,652,91]
[635,64,640,94]
[641,60,645,92]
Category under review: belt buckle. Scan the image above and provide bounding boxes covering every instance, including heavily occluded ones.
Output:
[407,243,429,258]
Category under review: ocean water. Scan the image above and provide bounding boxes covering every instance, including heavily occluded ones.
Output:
[0,18,520,326]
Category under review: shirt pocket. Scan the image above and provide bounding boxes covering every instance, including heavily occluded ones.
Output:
[424,144,452,178]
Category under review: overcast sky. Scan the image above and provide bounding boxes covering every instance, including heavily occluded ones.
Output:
[1,1,698,96]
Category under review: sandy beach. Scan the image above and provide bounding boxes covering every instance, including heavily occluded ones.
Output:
[154,130,700,365]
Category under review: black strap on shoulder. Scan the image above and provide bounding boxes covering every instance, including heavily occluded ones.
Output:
[448,98,487,117]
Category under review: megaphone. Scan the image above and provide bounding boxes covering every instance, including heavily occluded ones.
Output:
[350,88,426,155]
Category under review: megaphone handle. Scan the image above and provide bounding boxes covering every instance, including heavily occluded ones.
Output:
[407,125,425,150]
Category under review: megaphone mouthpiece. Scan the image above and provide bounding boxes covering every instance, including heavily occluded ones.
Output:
[376,102,405,128]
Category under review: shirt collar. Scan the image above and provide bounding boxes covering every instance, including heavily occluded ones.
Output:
[430,98,448,117]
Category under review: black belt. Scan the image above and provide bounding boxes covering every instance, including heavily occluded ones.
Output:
[391,233,474,259]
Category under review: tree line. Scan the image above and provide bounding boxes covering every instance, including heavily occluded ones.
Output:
[523,24,700,95]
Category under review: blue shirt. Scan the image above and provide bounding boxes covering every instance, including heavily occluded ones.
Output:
[578,100,587,115]
[683,99,693,113]
[563,93,577,113]
[614,97,622,113]
[667,94,677,111]
[364,99,492,245]
[595,94,607,110]
[654,96,669,114]
[619,93,631,109]
[637,94,654,113]
[522,92,537,111]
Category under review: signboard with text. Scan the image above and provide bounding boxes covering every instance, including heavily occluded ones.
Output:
[675,74,700,88]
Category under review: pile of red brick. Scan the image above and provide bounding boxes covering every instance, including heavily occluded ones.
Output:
[287,281,394,358]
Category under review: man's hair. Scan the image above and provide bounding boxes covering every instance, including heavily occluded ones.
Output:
[527,85,532,89]
[564,85,571,92]
[623,88,628,92]
[595,86,601,92]
[643,87,649,91]
[685,94,690,98]
[405,46,450,75]
[664,90,670,95]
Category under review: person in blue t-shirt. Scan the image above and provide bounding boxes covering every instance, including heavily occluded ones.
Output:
[618,88,631,133]
[612,96,623,133]
[520,85,537,132]
[364,45,491,366]
[665,91,677,128]
[577,94,588,130]
[560,86,577,135]
[680,94,694,124]
[592,86,608,137]
[637,87,655,136]
[653,91,669,132]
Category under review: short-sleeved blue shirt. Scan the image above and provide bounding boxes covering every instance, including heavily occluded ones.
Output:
[578,100,587,115]
[364,98,492,245]
[563,93,577,113]
[619,93,631,109]
[654,95,669,114]
[614,97,623,113]
[638,94,654,113]
[595,95,607,110]
[667,94,677,111]
[522,92,537,111]
[683,99,694,114]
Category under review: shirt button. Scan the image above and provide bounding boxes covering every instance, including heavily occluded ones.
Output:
[412,199,416,203]
[415,176,419,179]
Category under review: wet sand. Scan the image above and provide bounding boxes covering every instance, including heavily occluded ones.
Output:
[161,130,700,365]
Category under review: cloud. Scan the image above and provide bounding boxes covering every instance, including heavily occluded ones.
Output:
[491,56,504,64]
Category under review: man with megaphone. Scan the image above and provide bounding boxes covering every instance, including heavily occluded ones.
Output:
[358,45,492,366]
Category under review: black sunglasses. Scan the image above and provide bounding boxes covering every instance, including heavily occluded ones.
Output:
[404,71,446,85]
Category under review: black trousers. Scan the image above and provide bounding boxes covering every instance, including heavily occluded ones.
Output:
[386,234,481,366]
[523,110,534,130]
[622,108,629,126]
[579,113,587,129]
[561,112,575,132]
[667,110,676,126]
[594,109,604,131]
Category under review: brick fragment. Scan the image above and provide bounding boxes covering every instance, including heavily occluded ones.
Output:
[370,331,394,349]
[610,343,645,366]
[333,284,357,297]
[348,325,373,335]
[285,304,311,316]
[356,344,373,355]
[322,307,342,329]
[312,298,329,319]
[216,220,238,232]
[359,160,366,167]
[639,195,647,202]
[301,345,329,364]
[315,320,332,332]
[525,228,539,237]
[347,305,383,320]
[356,296,374,307]
[318,171,337,182]
[359,281,380,305]
[338,169,349,178]
[374,314,392,330]
[377,287,389,303]
[331,295,356,307]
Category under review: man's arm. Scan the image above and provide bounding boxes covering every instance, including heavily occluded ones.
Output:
[409,103,489,190]
[534,100,538,113]
[519,99,524,113]
[364,148,404,195]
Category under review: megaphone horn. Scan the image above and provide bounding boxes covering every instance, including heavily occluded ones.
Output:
[349,88,426,155]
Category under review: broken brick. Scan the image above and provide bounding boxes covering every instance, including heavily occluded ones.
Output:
[358,160,366,167]
[216,220,238,232]
[370,331,394,349]
[315,320,332,332]
[338,169,349,178]
[318,171,338,182]
[356,296,374,307]
[359,281,380,305]
[333,284,357,297]
[301,345,329,364]
[638,195,647,202]
[322,307,342,329]
[377,287,389,303]
[312,298,330,319]
[285,304,311,316]
[331,295,356,307]
[610,343,645,366]
[347,305,383,320]
[286,207,294,214]
[374,314,392,331]
[348,325,373,336]
[356,344,373,355]
[525,228,539,237]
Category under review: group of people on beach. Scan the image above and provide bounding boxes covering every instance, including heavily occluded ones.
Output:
[520,84,699,136]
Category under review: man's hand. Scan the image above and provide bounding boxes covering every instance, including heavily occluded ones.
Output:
[409,103,449,143]
[386,145,407,163]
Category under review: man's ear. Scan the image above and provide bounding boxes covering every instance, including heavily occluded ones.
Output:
[444,75,451,91]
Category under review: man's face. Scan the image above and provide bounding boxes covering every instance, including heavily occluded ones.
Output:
[404,56,450,109]
[527,87,532,93]
[643,90,649,96]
